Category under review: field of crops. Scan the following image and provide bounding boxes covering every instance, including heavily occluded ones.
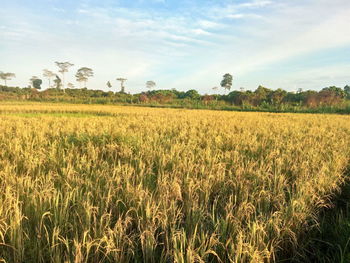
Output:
[0,103,349,263]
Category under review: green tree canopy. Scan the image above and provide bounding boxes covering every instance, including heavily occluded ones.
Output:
[220,73,233,92]
[76,67,94,88]
[185,89,200,100]
[30,76,42,89]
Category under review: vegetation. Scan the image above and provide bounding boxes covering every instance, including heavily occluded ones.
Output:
[1,65,349,114]
[146,81,156,90]
[0,84,349,114]
[116,78,127,93]
[55,61,74,90]
[29,76,43,90]
[0,103,349,262]
[75,67,94,88]
[0,72,16,86]
[42,69,56,89]
[220,73,233,93]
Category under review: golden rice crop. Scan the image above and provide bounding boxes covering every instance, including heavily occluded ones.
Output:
[0,103,349,262]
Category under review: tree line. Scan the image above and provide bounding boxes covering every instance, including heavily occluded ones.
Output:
[1,82,349,108]
[1,67,349,111]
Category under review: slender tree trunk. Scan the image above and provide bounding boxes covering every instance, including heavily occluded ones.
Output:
[4,79,7,86]
[62,73,65,93]
[48,78,51,89]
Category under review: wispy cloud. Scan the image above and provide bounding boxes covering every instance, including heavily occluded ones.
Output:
[238,0,273,8]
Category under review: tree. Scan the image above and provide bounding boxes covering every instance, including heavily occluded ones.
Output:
[269,88,287,105]
[30,76,42,90]
[345,85,350,99]
[254,85,272,105]
[0,72,16,86]
[53,75,62,89]
[75,67,93,88]
[33,79,43,90]
[67,83,75,89]
[317,86,346,105]
[323,86,346,98]
[75,72,86,88]
[117,78,127,93]
[30,76,38,87]
[43,69,55,89]
[220,73,233,93]
[227,90,244,105]
[202,95,215,105]
[185,89,200,100]
[55,61,74,89]
[139,94,149,103]
[106,81,112,89]
[146,80,156,90]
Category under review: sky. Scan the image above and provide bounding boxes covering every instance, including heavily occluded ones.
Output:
[0,0,350,94]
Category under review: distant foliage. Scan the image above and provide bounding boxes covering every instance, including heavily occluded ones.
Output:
[32,79,43,89]
[75,67,94,88]
[0,84,349,113]
[221,73,233,92]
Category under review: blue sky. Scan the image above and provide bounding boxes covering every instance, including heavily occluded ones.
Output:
[0,0,349,93]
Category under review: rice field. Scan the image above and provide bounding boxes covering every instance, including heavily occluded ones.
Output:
[0,103,349,263]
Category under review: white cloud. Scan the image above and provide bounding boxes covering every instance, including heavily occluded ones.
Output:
[192,28,212,36]
[227,14,245,19]
[238,0,273,8]
[226,13,263,19]
[197,20,221,29]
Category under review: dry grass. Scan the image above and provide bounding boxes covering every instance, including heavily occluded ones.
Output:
[0,103,349,262]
